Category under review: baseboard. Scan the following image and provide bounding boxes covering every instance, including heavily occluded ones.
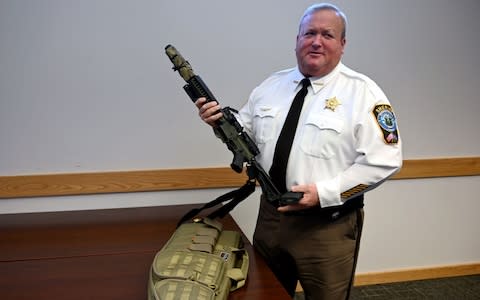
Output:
[295,262,480,291]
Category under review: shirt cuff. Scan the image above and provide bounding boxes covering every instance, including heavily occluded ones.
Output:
[316,178,343,208]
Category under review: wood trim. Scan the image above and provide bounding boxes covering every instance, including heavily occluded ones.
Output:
[295,262,480,291]
[396,157,480,179]
[0,157,479,199]
[0,168,246,199]
[353,262,480,286]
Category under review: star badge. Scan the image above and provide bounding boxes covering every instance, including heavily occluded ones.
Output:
[325,97,341,111]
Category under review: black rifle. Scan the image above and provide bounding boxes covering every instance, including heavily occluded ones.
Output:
[165,44,302,207]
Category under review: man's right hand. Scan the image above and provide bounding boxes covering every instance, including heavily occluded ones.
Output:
[195,97,223,126]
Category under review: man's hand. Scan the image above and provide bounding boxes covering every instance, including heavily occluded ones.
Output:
[195,98,223,126]
[277,183,320,212]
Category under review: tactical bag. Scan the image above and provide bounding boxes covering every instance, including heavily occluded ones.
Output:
[148,217,249,300]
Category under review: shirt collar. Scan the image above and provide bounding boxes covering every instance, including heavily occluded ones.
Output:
[292,62,343,94]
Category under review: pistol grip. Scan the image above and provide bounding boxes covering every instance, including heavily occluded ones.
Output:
[279,191,304,206]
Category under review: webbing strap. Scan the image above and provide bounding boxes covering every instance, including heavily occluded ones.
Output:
[192,235,216,245]
[161,252,221,287]
[196,227,219,238]
[188,243,213,253]
[177,179,256,227]
[154,279,214,300]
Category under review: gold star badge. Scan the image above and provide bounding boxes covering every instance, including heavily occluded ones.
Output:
[325,97,341,111]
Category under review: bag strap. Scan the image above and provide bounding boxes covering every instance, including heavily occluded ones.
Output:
[227,249,250,291]
[177,178,256,227]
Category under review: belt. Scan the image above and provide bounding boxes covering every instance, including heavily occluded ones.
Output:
[284,194,364,221]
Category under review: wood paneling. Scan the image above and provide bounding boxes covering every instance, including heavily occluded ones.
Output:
[1,157,479,199]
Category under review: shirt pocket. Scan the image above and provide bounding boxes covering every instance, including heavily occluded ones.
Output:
[300,115,344,159]
[253,107,278,144]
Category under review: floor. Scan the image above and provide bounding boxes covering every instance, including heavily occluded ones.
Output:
[294,275,480,299]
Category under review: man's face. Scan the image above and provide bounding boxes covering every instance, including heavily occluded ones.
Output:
[295,9,346,77]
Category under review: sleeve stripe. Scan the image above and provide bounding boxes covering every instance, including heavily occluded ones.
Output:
[341,184,370,200]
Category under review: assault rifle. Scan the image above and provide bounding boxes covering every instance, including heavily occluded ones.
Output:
[165,44,302,206]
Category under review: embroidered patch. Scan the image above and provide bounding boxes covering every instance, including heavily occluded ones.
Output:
[373,104,398,144]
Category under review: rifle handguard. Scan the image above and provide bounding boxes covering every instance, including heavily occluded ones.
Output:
[165,44,303,207]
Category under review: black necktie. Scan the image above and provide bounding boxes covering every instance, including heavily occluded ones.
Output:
[269,78,310,193]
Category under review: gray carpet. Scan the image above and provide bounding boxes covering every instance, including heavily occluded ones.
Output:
[294,275,480,299]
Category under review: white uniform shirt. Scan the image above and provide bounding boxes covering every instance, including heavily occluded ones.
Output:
[238,62,403,208]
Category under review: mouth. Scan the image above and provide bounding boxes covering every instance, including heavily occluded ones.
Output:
[307,51,324,57]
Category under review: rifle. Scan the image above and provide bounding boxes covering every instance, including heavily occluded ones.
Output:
[165,44,302,206]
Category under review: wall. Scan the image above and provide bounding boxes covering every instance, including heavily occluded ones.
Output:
[1,0,479,274]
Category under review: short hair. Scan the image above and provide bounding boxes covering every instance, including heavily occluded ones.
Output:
[298,3,347,39]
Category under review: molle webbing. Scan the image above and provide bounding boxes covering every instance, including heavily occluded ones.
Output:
[148,218,249,300]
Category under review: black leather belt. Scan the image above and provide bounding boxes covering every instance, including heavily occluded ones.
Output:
[284,194,364,221]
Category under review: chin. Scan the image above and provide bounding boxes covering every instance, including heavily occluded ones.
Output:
[303,66,323,76]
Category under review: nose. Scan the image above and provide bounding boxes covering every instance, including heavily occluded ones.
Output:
[311,34,323,48]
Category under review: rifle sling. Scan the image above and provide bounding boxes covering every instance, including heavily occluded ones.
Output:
[177,179,256,227]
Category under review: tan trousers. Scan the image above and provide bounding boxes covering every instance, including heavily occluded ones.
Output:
[253,197,364,300]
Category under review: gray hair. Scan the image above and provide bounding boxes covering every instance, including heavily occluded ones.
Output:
[299,3,347,39]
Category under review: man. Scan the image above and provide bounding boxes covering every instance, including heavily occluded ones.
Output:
[197,3,402,299]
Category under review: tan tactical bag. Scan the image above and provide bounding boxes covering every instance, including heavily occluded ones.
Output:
[148,217,249,300]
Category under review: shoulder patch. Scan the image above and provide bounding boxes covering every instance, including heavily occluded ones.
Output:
[373,104,399,144]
